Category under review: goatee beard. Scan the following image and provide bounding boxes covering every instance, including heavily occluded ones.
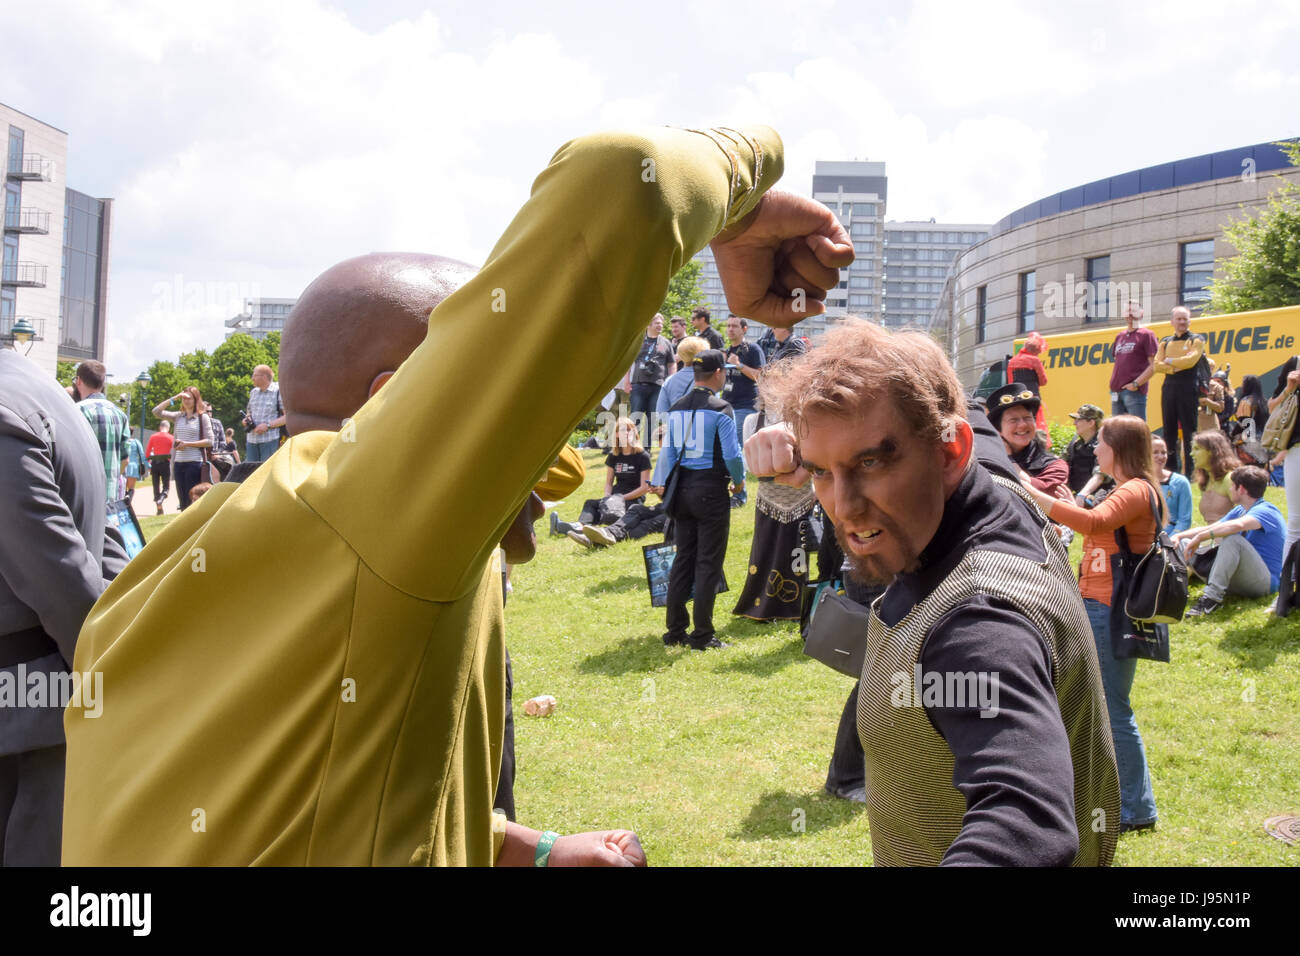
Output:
[833,524,921,590]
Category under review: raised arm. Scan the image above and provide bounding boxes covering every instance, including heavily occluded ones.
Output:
[298,126,849,600]
[152,393,184,420]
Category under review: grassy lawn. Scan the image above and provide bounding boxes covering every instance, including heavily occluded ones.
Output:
[138,452,1299,865]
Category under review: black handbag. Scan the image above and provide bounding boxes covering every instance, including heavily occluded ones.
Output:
[1115,483,1188,624]
[1107,569,1170,662]
[802,582,872,678]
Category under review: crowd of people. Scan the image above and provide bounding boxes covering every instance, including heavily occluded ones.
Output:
[3,123,1296,869]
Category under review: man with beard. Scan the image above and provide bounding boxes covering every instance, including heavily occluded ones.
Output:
[747,320,1119,866]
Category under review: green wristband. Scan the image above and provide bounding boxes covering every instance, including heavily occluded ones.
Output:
[535,830,560,868]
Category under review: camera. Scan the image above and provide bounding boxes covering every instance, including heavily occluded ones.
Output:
[242,413,257,430]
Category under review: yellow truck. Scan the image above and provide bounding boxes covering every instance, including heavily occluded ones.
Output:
[1010,304,1300,433]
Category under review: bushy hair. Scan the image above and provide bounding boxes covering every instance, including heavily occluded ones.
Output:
[759,319,966,445]
[1192,430,1238,490]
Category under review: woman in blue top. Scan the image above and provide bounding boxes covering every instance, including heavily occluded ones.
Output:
[1151,434,1191,535]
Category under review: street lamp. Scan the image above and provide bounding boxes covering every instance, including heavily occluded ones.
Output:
[135,371,151,436]
[6,317,39,355]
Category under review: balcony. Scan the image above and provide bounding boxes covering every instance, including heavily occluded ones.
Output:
[1,262,48,287]
[4,207,50,234]
[6,154,53,181]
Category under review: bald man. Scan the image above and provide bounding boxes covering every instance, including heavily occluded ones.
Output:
[280,251,542,821]
[243,363,285,464]
[63,124,852,865]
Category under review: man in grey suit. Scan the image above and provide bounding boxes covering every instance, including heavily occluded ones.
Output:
[0,346,126,865]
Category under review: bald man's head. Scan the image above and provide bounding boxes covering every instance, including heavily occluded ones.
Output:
[279,252,478,434]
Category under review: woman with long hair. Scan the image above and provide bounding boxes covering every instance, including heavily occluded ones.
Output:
[1234,374,1269,440]
[1021,415,1163,834]
[1191,430,1238,524]
[153,385,214,511]
[552,416,652,542]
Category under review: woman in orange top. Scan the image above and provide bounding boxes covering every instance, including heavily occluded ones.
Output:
[1021,415,1166,834]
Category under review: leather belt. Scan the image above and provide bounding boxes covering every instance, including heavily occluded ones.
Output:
[0,627,59,668]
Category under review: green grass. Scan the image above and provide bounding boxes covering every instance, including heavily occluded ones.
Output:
[140,454,1300,865]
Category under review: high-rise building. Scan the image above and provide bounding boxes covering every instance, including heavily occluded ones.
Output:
[687,245,727,331]
[225,298,296,341]
[1,103,111,376]
[810,160,887,339]
[882,221,990,330]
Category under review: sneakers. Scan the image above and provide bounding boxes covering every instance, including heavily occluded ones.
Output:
[566,530,593,549]
[1185,594,1223,619]
[583,525,617,547]
[730,493,746,509]
[549,511,560,536]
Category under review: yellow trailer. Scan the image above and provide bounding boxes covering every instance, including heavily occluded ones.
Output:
[1014,304,1300,433]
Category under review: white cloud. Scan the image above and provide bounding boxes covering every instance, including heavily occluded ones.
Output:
[0,0,1295,377]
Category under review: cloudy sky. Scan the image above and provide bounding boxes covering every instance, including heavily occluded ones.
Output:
[3,0,1297,376]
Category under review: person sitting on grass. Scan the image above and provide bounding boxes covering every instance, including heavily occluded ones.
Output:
[550,417,651,540]
[1191,430,1239,524]
[1173,465,1285,619]
[1151,434,1192,535]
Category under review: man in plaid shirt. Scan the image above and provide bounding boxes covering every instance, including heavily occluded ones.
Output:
[73,360,129,504]
[244,364,286,464]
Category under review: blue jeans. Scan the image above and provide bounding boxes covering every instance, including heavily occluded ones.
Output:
[1084,597,1157,827]
[629,383,662,448]
[1110,389,1147,420]
[732,406,756,439]
[245,439,278,463]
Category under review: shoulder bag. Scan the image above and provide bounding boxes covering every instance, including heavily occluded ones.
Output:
[1117,482,1188,624]
[802,582,872,678]
[198,413,219,485]
[1108,484,1179,662]
[1260,356,1299,453]
[659,404,699,518]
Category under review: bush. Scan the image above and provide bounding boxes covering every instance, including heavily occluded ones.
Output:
[1047,421,1075,457]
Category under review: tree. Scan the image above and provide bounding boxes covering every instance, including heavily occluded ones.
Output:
[1207,139,1300,315]
[206,334,272,446]
[261,331,281,370]
[57,360,77,387]
[659,260,708,320]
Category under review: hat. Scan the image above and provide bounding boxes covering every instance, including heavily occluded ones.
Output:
[1068,403,1105,422]
[985,383,1041,427]
[692,349,736,374]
